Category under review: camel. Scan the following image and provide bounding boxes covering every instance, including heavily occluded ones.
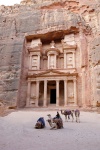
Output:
[60,109,74,122]
[96,101,100,107]
[72,109,80,123]
[35,117,45,129]
[47,113,63,129]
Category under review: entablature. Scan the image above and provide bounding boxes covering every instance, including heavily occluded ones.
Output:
[27,69,78,79]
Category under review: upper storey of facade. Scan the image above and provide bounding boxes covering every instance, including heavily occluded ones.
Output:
[26,33,77,75]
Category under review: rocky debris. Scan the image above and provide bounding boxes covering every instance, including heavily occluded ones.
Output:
[0,100,17,116]
[0,101,5,116]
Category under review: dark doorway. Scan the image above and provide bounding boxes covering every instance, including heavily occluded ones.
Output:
[50,89,56,104]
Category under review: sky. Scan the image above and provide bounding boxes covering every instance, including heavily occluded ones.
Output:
[0,0,22,6]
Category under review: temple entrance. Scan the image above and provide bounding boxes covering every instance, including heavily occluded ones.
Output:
[50,89,56,104]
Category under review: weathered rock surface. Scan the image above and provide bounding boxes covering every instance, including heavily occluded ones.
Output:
[0,0,100,107]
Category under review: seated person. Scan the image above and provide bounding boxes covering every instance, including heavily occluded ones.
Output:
[35,117,45,129]
[53,112,61,119]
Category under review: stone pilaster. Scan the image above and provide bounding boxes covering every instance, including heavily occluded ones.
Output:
[73,52,75,68]
[43,80,47,107]
[29,54,31,70]
[64,80,68,106]
[48,55,50,69]
[54,55,56,69]
[37,55,40,70]
[74,79,77,106]
[35,81,39,107]
[56,80,59,107]
[82,68,86,107]
[64,53,67,69]
[26,81,31,107]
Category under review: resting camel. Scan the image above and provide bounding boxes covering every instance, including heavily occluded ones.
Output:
[60,109,74,122]
[35,117,45,129]
[47,113,63,129]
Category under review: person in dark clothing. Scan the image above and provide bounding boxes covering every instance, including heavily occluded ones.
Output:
[53,112,61,119]
[35,117,45,129]
[53,112,63,129]
[37,117,45,127]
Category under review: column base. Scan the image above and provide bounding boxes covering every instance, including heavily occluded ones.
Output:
[64,105,68,107]
[25,105,29,108]
[56,105,59,107]
[43,105,47,108]
[73,104,78,107]
[35,105,39,108]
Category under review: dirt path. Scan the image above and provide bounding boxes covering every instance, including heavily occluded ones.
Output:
[0,110,100,150]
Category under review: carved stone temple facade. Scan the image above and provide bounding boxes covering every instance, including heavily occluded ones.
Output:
[25,33,82,107]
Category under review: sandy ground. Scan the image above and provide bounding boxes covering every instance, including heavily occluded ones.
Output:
[0,109,100,150]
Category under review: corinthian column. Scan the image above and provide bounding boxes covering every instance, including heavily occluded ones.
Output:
[35,81,39,107]
[56,80,59,107]
[43,80,47,107]
[74,79,77,106]
[64,80,68,106]
[26,81,31,107]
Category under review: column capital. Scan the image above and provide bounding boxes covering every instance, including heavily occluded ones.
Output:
[44,79,47,82]
[73,78,77,82]
[64,79,68,82]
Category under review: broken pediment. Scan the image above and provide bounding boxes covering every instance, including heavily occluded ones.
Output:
[30,39,42,48]
[61,34,77,49]
[27,38,42,52]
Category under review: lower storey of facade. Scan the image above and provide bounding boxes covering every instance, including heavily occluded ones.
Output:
[26,77,77,107]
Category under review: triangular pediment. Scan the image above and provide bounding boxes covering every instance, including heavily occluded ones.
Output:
[28,69,78,78]
[36,70,68,77]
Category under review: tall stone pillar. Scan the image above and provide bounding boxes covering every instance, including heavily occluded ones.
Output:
[26,81,31,107]
[43,80,47,107]
[64,53,67,69]
[64,80,68,106]
[56,80,59,107]
[74,79,77,106]
[35,81,39,107]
